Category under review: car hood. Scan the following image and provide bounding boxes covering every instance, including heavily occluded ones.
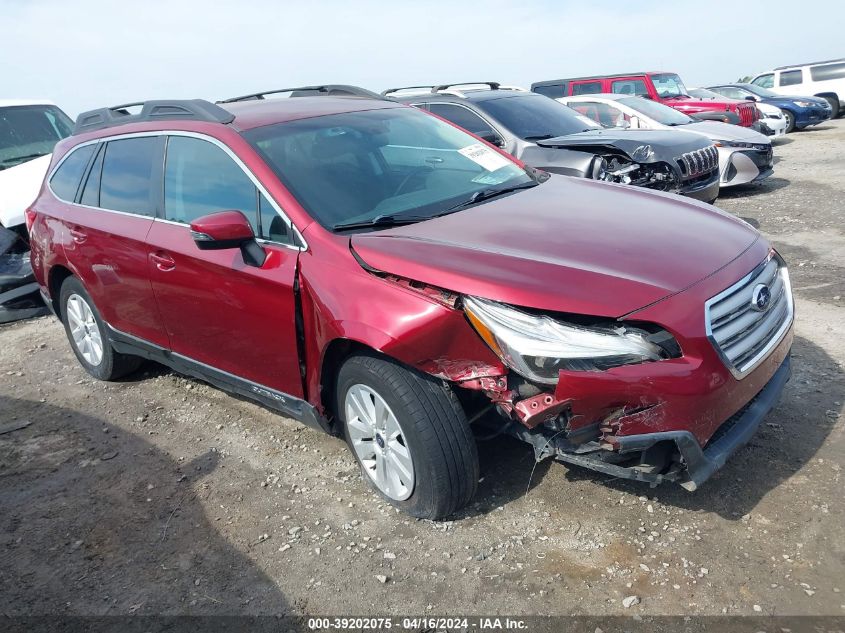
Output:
[679,121,770,143]
[351,177,759,317]
[535,129,710,162]
[764,95,829,107]
[0,154,51,228]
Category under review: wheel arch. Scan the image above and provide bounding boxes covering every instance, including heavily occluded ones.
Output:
[47,264,75,317]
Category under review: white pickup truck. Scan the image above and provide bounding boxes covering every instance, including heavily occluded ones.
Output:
[0,100,74,235]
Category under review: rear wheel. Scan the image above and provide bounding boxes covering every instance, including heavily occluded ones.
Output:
[783,110,796,133]
[336,354,478,520]
[59,277,141,381]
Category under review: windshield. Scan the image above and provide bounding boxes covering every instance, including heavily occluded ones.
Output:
[478,94,602,140]
[651,73,689,98]
[618,96,694,125]
[0,105,73,170]
[688,88,723,100]
[244,107,533,231]
[741,84,780,98]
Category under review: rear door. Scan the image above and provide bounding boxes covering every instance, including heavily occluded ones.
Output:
[54,135,169,347]
[145,133,303,397]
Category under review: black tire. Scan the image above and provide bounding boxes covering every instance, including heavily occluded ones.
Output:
[59,277,142,381]
[783,110,796,133]
[820,95,840,118]
[335,353,479,520]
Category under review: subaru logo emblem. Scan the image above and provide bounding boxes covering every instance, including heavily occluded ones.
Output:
[751,284,771,312]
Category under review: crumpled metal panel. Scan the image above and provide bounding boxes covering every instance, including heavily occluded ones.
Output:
[0,227,48,324]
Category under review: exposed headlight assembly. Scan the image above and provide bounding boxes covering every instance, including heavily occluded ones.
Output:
[464,297,674,384]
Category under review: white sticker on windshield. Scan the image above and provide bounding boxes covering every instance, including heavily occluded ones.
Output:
[458,143,512,172]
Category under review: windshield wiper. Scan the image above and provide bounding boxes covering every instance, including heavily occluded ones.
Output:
[0,152,49,166]
[332,213,430,232]
[524,134,555,141]
[444,181,539,213]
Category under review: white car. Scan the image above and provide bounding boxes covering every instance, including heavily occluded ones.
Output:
[0,100,73,234]
[755,102,788,138]
[750,59,845,118]
[559,93,773,188]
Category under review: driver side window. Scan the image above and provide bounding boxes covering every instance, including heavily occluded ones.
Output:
[164,135,293,244]
[428,103,496,138]
[752,74,774,89]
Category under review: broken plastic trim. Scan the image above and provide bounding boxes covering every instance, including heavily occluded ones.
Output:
[519,356,791,490]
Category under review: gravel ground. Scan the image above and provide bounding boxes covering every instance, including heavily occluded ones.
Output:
[1,119,843,621]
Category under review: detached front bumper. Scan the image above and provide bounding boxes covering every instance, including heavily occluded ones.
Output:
[530,353,792,490]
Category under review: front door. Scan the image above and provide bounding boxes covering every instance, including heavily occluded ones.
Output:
[146,134,303,397]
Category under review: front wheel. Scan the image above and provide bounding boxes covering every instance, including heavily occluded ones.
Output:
[783,110,796,133]
[59,277,141,381]
[336,354,479,520]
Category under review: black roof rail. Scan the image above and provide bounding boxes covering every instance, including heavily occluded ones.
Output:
[774,57,845,71]
[219,85,383,103]
[433,82,501,92]
[73,99,234,135]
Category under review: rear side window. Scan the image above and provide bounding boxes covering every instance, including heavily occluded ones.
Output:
[49,144,96,202]
[752,74,774,89]
[810,63,845,82]
[611,79,648,96]
[100,137,159,216]
[533,84,565,99]
[427,103,492,136]
[571,82,602,96]
[164,136,259,233]
[779,70,803,87]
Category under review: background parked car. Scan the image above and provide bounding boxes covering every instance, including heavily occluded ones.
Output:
[690,88,788,138]
[0,100,71,323]
[750,58,845,118]
[0,100,74,239]
[706,83,832,133]
[531,72,760,127]
[560,93,773,189]
[386,82,721,202]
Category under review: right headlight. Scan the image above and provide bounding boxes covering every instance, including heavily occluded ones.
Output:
[464,296,674,384]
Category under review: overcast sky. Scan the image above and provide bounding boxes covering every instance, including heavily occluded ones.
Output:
[2,0,840,117]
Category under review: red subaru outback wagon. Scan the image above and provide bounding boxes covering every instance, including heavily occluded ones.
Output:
[28,92,794,519]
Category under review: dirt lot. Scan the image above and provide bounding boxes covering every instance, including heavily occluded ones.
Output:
[2,119,844,622]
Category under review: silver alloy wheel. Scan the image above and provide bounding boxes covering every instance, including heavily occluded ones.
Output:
[66,294,104,366]
[345,384,415,501]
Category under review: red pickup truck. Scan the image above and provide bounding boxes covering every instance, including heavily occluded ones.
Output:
[531,72,759,127]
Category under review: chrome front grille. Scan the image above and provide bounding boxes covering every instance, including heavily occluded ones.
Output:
[677,145,719,179]
[705,254,793,378]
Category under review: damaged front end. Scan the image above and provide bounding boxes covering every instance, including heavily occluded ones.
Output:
[453,293,792,491]
[0,226,49,324]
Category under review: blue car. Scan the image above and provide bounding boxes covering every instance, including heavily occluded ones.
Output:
[706,83,832,133]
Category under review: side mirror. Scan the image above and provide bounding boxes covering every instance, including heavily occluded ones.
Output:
[745,95,758,101]
[478,131,505,147]
[190,210,266,267]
